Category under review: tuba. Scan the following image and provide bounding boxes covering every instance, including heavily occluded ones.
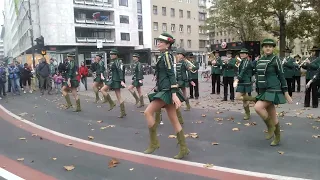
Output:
[235,57,242,68]
[184,58,197,73]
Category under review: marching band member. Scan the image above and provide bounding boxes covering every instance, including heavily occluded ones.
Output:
[128,53,144,108]
[292,55,301,92]
[91,54,105,103]
[233,48,253,120]
[144,33,189,159]
[62,53,81,112]
[100,49,127,118]
[210,50,222,94]
[282,48,295,97]
[222,50,236,101]
[254,39,292,146]
[188,53,199,99]
[301,46,320,108]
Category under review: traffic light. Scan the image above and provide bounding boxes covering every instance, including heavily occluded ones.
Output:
[34,36,44,49]
[41,49,46,55]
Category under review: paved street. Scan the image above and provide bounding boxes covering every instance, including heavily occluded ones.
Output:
[0,75,319,180]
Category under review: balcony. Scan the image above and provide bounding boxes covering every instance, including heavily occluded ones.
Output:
[76,37,115,43]
[74,9,114,28]
[75,28,115,44]
[74,0,113,9]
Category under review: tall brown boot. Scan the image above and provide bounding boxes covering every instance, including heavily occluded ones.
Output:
[184,98,191,111]
[174,129,190,159]
[264,117,275,140]
[144,123,160,154]
[176,108,184,125]
[137,96,144,108]
[131,91,139,105]
[73,99,81,112]
[271,123,280,146]
[93,88,100,103]
[118,102,127,118]
[106,94,116,111]
[64,94,72,109]
[155,110,161,125]
[243,104,250,120]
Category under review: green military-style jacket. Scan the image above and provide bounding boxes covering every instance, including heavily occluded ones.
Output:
[301,56,320,79]
[256,54,288,92]
[222,58,236,77]
[211,57,223,75]
[283,56,295,78]
[97,60,106,77]
[155,51,179,93]
[67,60,77,81]
[108,58,124,82]
[132,61,144,81]
[237,58,253,84]
[176,59,191,81]
[187,59,199,79]
[293,61,301,77]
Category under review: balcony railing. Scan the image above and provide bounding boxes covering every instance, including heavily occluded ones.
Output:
[74,0,113,8]
[76,37,115,43]
[75,18,114,26]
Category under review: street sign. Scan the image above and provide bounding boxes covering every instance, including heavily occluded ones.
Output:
[97,40,103,49]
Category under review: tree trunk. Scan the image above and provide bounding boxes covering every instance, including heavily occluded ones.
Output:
[279,11,286,58]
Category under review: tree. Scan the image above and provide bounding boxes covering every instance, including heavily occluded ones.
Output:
[250,0,313,57]
[205,0,264,42]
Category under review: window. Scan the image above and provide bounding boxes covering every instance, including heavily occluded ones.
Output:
[216,32,219,36]
[121,33,130,41]
[220,31,222,36]
[224,39,226,42]
[153,6,158,15]
[198,0,205,6]
[162,7,166,16]
[137,0,142,14]
[179,9,183,18]
[162,23,167,32]
[180,39,184,48]
[187,11,191,18]
[220,39,222,43]
[139,31,143,45]
[179,0,182,2]
[120,15,129,24]
[138,15,143,29]
[216,40,219,43]
[170,8,175,17]
[153,22,158,30]
[171,24,175,32]
[224,31,227,35]
[199,40,206,48]
[187,25,191,33]
[199,12,206,21]
[187,40,191,48]
[154,38,158,46]
[199,26,204,34]
[179,25,183,32]
[119,0,128,6]
[186,0,191,3]
[228,38,230,42]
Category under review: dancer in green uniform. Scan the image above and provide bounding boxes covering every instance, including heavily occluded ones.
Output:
[144,33,189,159]
[254,39,292,146]
[62,53,81,112]
[128,53,144,108]
[100,49,126,118]
[233,48,253,120]
[91,54,105,103]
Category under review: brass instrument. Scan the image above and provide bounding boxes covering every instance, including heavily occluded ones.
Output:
[282,57,288,65]
[299,58,310,68]
[236,57,242,68]
[208,53,217,66]
[185,58,197,73]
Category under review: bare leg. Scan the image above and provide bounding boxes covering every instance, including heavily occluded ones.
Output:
[62,86,72,109]
[115,89,126,118]
[182,88,190,111]
[71,87,81,112]
[128,85,139,104]
[101,85,115,111]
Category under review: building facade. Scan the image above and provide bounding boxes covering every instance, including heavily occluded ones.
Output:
[147,0,209,65]
[3,0,146,66]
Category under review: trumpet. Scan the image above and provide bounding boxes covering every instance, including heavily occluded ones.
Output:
[299,58,310,68]
[282,57,288,65]
[236,57,242,68]
[185,59,197,73]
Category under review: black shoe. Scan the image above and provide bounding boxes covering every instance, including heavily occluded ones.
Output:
[231,99,234,102]
[189,97,194,99]
[304,105,310,108]
[211,92,215,94]
[221,99,227,101]
[312,105,318,108]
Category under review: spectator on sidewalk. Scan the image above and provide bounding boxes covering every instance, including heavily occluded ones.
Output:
[79,62,88,91]
[49,58,56,90]
[38,58,52,95]
[16,61,24,91]
[53,72,63,94]
[8,62,20,95]
[21,63,33,94]
[0,63,7,99]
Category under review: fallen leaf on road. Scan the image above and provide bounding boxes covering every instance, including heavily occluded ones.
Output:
[312,126,319,130]
[31,134,38,137]
[278,151,284,155]
[108,158,119,168]
[244,123,251,127]
[237,122,241,125]
[190,134,199,138]
[232,128,240,131]
[214,118,223,121]
[100,127,107,130]
[285,123,292,126]
[201,114,206,117]
[307,114,314,119]
[203,164,214,168]
[19,137,26,140]
[17,158,24,162]
[97,120,103,123]
[315,119,320,122]
[18,112,28,117]
[312,135,320,138]
[129,168,134,171]
[218,123,223,125]
[64,165,75,171]
[211,142,219,145]
[66,143,73,146]
[277,111,285,117]
[34,106,38,108]
[227,117,234,121]
[168,135,177,138]
[88,136,94,140]
[140,111,144,113]
[107,125,115,128]
[184,134,190,138]
[88,123,92,126]
[52,158,57,160]
[216,111,223,114]
[195,120,204,124]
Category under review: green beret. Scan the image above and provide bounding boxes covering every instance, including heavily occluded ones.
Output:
[67,53,75,57]
[96,53,103,58]
[176,48,187,56]
[110,49,119,55]
[239,48,249,54]
[261,38,276,47]
[133,53,140,57]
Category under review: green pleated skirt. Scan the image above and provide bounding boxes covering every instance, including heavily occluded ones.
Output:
[177,80,189,88]
[255,89,286,105]
[148,90,185,105]
[132,80,143,87]
[62,80,79,88]
[105,80,125,89]
[236,84,252,93]
[94,77,103,83]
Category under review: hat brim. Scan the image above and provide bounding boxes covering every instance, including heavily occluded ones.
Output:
[261,42,276,47]
[110,52,118,55]
[239,51,249,54]
[67,55,75,57]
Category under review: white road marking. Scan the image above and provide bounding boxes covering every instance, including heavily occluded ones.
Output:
[0,168,25,180]
[0,105,311,180]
